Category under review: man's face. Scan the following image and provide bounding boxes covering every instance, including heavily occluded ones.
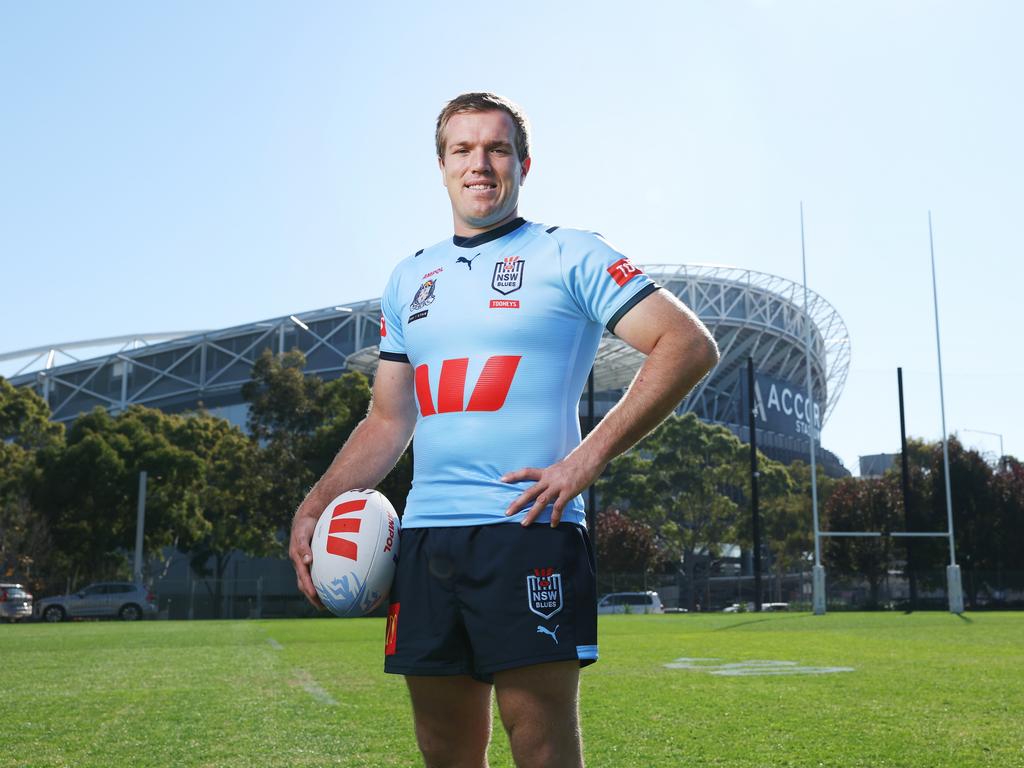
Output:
[439,109,531,236]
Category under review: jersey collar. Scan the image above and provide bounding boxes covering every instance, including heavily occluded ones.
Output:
[452,217,526,249]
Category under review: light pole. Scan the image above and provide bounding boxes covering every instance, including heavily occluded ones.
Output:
[961,429,1004,461]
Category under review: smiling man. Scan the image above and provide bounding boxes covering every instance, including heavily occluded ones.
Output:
[290,92,719,767]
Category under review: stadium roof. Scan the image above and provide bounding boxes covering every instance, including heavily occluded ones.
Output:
[4,265,849,429]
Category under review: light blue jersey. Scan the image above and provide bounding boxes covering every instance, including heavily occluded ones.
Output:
[379,218,658,528]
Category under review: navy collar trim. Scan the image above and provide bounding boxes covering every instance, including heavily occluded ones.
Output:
[452,218,526,249]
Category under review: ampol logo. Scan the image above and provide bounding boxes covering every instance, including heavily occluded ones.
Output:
[527,567,563,619]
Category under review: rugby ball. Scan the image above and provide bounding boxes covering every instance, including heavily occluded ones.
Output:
[310,488,400,617]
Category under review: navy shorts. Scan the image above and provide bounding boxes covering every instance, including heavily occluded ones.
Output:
[383,522,598,682]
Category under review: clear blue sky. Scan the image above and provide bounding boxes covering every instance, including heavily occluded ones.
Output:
[1,1,1020,473]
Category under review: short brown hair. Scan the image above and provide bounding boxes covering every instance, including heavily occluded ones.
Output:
[435,92,531,162]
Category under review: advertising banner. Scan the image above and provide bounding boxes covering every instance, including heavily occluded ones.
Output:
[737,371,821,444]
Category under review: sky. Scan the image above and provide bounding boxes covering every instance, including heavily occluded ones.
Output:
[1,1,1021,474]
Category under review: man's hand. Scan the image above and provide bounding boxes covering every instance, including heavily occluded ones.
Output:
[289,505,325,611]
[502,452,605,527]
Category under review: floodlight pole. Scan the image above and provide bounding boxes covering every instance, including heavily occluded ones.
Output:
[928,212,963,614]
[801,203,825,615]
[747,357,763,612]
[586,369,596,534]
[133,470,147,585]
[897,368,917,610]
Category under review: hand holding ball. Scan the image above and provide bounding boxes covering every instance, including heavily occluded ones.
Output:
[310,489,400,617]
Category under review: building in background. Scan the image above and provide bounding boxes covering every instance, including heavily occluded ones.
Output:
[3,265,850,476]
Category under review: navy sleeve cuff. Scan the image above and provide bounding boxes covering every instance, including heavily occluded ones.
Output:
[379,351,410,364]
[606,283,661,334]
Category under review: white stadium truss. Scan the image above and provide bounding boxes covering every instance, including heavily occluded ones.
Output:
[5,266,849,460]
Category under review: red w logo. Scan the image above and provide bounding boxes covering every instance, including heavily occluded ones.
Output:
[325,498,366,560]
[415,355,522,417]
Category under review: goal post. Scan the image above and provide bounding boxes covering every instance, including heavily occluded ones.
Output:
[814,530,963,614]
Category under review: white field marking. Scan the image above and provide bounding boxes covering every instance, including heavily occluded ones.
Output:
[291,668,338,706]
[663,657,854,676]
[266,637,284,651]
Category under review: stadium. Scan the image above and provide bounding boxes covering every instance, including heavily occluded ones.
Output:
[3,264,850,476]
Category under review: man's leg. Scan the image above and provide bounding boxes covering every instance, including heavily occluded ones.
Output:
[406,675,494,768]
[494,661,583,768]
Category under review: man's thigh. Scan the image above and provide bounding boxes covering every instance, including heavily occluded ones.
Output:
[493,661,583,768]
[406,674,493,767]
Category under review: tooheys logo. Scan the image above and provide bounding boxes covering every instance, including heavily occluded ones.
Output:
[607,257,642,287]
[325,498,366,560]
[414,355,521,417]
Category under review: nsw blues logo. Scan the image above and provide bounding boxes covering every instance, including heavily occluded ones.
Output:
[527,567,563,619]
[492,256,524,295]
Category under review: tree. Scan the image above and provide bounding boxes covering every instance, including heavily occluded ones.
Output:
[33,407,210,586]
[737,456,800,603]
[598,413,748,611]
[992,457,1024,598]
[0,378,63,585]
[170,414,274,614]
[930,437,999,608]
[242,349,412,521]
[594,509,664,575]
[823,476,901,607]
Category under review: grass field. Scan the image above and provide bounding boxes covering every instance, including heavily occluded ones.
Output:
[2,612,1023,767]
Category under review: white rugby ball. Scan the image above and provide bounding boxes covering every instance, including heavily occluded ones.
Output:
[310,488,400,617]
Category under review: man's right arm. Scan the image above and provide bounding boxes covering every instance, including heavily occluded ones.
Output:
[288,359,417,609]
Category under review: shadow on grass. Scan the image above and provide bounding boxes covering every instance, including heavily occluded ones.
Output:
[713,614,810,631]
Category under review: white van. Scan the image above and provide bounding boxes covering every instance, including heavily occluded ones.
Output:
[597,591,665,615]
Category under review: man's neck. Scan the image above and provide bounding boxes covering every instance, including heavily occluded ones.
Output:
[453,210,521,239]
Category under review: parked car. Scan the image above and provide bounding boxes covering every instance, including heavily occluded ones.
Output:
[35,582,157,622]
[597,591,665,615]
[723,601,789,613]
[0,583,33,623]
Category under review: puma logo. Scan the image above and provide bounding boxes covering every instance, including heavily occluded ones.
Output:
[536,625,559,644]
[456,252,480,270]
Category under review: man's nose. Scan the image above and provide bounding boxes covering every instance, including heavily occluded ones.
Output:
[470,148,492,172]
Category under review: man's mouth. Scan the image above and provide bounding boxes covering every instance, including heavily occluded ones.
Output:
[465,183,497,191]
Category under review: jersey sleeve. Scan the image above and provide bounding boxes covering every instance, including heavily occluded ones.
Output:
[378,264,409,363]
[556,229,659,333]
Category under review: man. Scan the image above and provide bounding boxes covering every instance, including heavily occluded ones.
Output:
[290,92,718,768]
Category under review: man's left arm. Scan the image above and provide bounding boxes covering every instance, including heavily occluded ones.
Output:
[502,288,720,525]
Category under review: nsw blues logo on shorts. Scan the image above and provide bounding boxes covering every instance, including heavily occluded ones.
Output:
[527,567,563,619]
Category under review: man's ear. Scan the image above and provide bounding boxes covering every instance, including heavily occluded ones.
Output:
[438,156,447,187]
[520,156,531,185]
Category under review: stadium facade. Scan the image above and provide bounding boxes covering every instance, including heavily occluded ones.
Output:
[4,265,850,476]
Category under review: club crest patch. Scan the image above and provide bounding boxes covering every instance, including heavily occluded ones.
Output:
[410,278,437,311]
[492,256,524,295]
[527,567,563,619]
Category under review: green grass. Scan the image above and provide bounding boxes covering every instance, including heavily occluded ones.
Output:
[2,613,1023,767]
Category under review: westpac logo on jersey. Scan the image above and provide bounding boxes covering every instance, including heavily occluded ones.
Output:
[527,567,563,619]
[414,355,522,417]
[492,256,524,295]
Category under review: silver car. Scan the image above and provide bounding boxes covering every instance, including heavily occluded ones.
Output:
[0,583,34,622]
[597,591,665,615]
[35,581,158,622]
